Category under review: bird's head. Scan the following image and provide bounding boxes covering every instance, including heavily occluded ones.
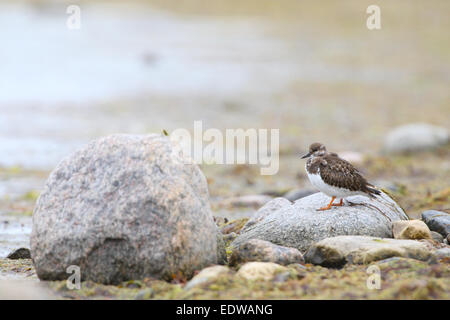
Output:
[301,142,327,159]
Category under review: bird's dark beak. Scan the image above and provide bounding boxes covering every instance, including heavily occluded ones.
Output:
[301,152,312,159]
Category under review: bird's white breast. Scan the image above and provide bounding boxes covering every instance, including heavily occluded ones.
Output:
[305,164,364,199]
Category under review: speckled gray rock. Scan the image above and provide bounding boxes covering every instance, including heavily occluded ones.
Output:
[31,134,218,284]
[383,123,449,153]
[421,210,450,237]
[229,239,304,266]
[233,192,408,253]
[304,236,432,267]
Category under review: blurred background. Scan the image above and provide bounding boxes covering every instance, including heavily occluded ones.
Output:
[0,0,449,258]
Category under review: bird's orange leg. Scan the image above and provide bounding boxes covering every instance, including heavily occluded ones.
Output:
[332,199,344,206]
[317,196,336,211]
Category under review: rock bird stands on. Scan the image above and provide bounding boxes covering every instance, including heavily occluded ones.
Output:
[302,143,381,211]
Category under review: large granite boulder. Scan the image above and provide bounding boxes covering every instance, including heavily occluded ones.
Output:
[233,192,409,253]
[31,134,218,284]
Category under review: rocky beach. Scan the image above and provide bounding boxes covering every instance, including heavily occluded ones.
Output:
[0,0,449,300]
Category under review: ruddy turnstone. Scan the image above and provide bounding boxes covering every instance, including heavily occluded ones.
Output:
[301,142,380,211]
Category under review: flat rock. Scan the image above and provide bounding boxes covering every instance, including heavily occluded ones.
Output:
[236,262,288,281]
[422,210,450,237]
[383,123,449,153]
[233,192,408,253]
[304,236,432,267]
[229,239,304,266]
[392,220,431,240]
[31,134,218,284]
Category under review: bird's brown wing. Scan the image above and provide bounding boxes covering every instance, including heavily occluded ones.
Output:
[319,155,370,192]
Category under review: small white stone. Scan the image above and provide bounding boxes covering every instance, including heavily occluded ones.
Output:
[236,262,288,281]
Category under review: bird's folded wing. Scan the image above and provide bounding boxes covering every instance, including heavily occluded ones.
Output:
[319,156,369,192]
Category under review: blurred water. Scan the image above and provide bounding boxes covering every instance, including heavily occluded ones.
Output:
[0,2,304,169]
[1,1,445,173]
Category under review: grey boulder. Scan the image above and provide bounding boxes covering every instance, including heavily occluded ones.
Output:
[31,134,218,284]
[233,192,408,253]
[383,123,449,154]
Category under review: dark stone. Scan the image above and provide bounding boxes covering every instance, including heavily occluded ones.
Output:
[304,245,346,268]
[422,210,450,237]
[7,248,31,260]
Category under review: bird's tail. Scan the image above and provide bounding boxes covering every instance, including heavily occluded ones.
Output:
[366,186,381,198]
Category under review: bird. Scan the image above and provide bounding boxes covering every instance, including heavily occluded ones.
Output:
[301,142,381,211]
